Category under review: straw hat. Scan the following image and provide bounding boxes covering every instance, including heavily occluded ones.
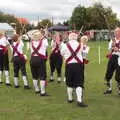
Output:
[68,32,78,40]
[31,30,42,41]
[80,35,88,43]
[0,31,5,35]
[114,27,120,39]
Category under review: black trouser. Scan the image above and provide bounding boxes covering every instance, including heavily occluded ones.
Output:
[3,51,9,71]
[105,55,119,82]
[0,50,4,71]
[65,63,84,88]
[49,53,62,77]
[13,56,27,77]
[0,50,9,71]
[115,65,120,84]
[30,56,47,80]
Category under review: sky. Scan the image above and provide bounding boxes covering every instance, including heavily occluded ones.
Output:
[0,0,120,24]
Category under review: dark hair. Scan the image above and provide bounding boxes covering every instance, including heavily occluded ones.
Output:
[59,34,63,41]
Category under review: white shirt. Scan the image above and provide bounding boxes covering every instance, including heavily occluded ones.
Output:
[51,39,63,53]
[108,40,113,50]
[0,36,9,50]
[109,39,120,55]
[30,38,48,56]
[82,45,90,59]
[60,40,83,64]
[51,40,57,51]
[13,40,24,56]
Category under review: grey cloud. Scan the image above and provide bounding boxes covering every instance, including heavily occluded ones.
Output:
[0,0,120,23]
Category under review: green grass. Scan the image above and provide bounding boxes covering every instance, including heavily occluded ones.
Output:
[0,41,120,120]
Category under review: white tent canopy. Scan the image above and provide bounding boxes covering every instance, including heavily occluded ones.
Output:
[0,23,16,37]
[0,23,14,31]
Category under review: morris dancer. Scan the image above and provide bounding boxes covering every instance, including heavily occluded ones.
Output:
[12,34,30,89]
[60,32,88,107]
[0,31,11,86]
[104,27,120,94]
[80,35,90,64]
[49,32,63,83]
[30,30,49,96]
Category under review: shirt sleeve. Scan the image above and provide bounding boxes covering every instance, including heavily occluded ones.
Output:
[44,38,49,48]
[20,40,24,47]
[60,42,66,56]
[84,46,90,54]
[5,38,10,46]
[51,40,54,48]
[108,40,113,50]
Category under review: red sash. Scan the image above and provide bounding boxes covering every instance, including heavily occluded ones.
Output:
[12,43,25,61]
[31,40,47,60]
[106,42,119,59]
[52,43,60,53]
[0,45,8,54]
[51,42,61,57]
[115,41,120,49]
[66,43,83,64]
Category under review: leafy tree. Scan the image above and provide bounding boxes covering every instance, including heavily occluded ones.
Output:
[70,5,87,30]
[69,3,120,30]
[37,19,52,29]
[0,11,17,24]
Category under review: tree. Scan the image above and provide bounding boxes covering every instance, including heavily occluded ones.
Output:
[0,11,33,34]
[69,3,119,30]
[70,5,87,30]
[63,20,69,26]
[16,17,29,34]
[37,19,52,29]
[0,11,17,24]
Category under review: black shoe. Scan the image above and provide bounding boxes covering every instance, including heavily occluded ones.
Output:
[104,90,112,94]
[15,85,20,88]
[67,100,74,103]
[57,81,61,83]
[0,82,3,84]
[40,93,49,96]
[24,86,30,89]
[77,102,88,108]
[49,79,54,82]
[118,91,120,95]
[6,83,12,86]
[117,84,120,95]
[35,91,40,94]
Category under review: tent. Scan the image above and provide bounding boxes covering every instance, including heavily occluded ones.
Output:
[0,23,16,37]
[48,25,69,31]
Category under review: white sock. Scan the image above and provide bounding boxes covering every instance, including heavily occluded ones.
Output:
[0,71,2,82]
[14,77,18,86]
[33,79,39,92]
[40,80,46,94]
[57,77,61,82]
[50,75,54,80]
[76,87,82,103]
[108,80,112,90]
[67,87,73,101]
[5,71,10,84]
[63,77,66,82]
[22,76,28,86]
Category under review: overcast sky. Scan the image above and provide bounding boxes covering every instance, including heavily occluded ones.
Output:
[0,0,120,24]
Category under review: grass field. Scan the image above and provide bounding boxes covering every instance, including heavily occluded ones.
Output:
[0,41,120,120]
